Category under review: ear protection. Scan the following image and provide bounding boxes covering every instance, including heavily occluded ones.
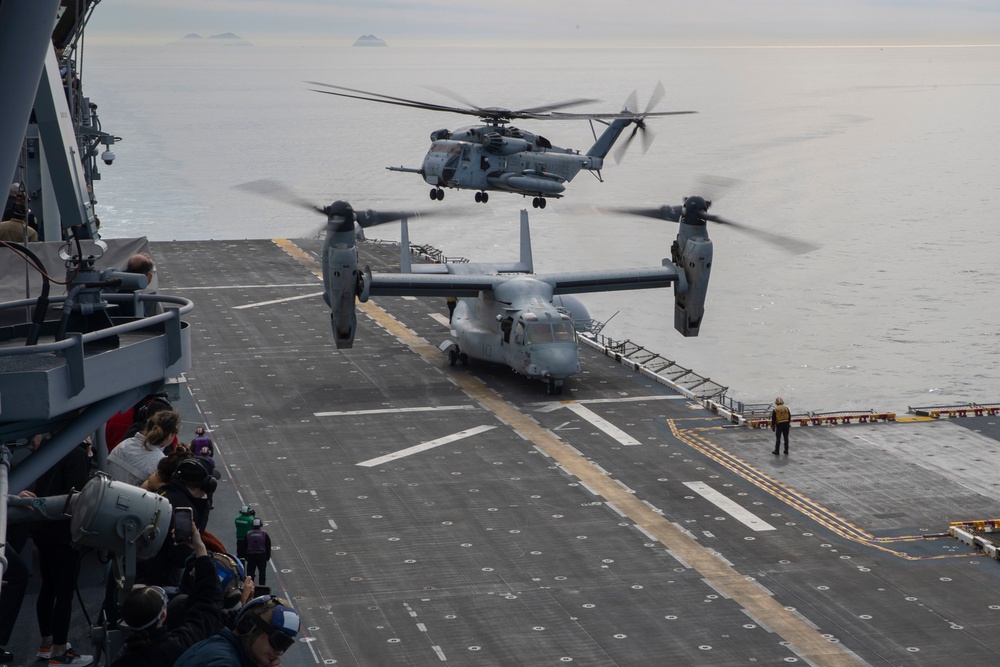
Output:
[235,594,296,634]
[173,457,218,494]
[135,392,171,423]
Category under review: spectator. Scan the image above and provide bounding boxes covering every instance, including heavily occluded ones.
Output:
[107,410,180,486]
[0,490,36,663]
[111,528,223,667]
[244,519,272,587]
[110,394,176,452]
[118,253,162,317]
[140,445,192,492]
[174,595,300,667]
[138,458,219,587]
[31,440,93,666]
[0,192,38,242]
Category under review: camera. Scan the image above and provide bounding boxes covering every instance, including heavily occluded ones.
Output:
[101,149,116,165]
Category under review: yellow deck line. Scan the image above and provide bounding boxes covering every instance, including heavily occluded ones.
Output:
[276,239,865,666]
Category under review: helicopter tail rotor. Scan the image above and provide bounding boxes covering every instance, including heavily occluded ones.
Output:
[613,81,666,164]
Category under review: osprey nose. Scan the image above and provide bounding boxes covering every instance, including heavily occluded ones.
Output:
[541,345,580,380]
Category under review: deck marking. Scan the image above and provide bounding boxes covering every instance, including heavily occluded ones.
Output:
[233,291,324,309]
[280,240,867,667]
[428,312,450,327]
[357,425,496,467]
[565,403,641,446]
[683,481,777,532]
[327,519,338,529]
[315,405,476,417]
[532,395,684,412]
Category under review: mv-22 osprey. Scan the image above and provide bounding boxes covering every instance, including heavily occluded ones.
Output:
[308,82,696,209]
[240,180,716,393]
[363,207,712,393]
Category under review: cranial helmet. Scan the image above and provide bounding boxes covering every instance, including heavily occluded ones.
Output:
[234,595,300,654]
[251,517,263,529]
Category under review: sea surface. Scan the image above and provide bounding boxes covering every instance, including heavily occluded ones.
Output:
[82,43,1000,413]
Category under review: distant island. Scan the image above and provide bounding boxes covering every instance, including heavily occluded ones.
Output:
[171,33,253,46]
[353,34,387,47]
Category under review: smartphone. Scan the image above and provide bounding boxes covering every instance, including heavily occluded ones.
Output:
[174,506,194,543]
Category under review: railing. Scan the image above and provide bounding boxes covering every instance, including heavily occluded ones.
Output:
[580,333,729,401]
[0,293,193,417]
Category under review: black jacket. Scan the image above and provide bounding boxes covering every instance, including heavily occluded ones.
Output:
[29,443,91,545]
[111,554,223,667]
[136,481,211,586]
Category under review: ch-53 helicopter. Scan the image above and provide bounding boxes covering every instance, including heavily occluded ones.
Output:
[236,179,715,393]
[307,81,696,209]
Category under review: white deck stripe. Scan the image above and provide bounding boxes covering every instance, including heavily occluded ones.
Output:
[316,405,476,417]
[565,403,641,446]
[683,481,776,532]
[357,425,496,467]
[234,291,324,309]
[428,312,450,327]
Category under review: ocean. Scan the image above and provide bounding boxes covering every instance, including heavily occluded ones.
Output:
[81,43,1000,414]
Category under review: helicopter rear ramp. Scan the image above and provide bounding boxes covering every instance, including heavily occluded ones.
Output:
[127,236,1000,666]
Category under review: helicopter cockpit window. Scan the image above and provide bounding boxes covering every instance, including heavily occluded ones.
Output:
[513,321,525,345]
[460,146,471,161]
[524,322,554,344]
[431,144,462,155]
[552,320,575,342]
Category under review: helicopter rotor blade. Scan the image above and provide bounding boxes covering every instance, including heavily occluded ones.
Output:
[613,124,640,164]
[702,213,819,254]
[644,80,665,115]
[423,85,600,117]
[605,199,818,255]
[233,179,326,216]
[306,81,480,117]
[355,209,441,228]
[234,179,438,235]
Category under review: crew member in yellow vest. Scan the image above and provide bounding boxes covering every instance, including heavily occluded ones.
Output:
[771,397,791,455]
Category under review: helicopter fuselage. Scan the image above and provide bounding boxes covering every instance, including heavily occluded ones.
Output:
[389,120,628,208]
[446,277,581,393]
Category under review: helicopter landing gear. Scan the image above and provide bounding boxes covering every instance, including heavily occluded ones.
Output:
[531,197,547,209]
[474,191,489,203]
[448,348,469,366]
[430,188,445,201]
[547,379,563,395]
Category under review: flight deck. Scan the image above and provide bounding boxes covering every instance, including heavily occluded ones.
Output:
[152,237,1000,666]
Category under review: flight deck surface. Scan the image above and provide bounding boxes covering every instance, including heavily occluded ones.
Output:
[153,238,1000,666]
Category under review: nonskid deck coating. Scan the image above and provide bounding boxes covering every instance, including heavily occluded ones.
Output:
[153,238,1000,666]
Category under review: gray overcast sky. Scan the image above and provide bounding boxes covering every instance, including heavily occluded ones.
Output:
[86,0,1000,46]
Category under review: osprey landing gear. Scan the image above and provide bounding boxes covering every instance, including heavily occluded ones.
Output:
[547,378,563,395]
[474,191,489,203]
[531,197,547,209]
[430,187,445,200]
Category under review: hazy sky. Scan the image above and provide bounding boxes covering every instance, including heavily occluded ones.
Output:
[86,0,1000,46]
